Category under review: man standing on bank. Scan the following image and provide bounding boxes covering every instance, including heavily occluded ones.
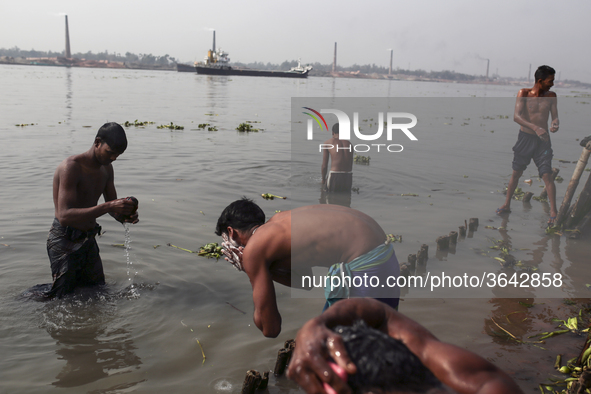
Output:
[46,122,139,298]
[497,65,559,226]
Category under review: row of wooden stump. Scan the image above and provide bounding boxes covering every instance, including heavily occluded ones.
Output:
[399,218,479,276]
[241,339,295,394]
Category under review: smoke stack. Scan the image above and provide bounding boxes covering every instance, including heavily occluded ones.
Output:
[213,30,216,53]
[332,42,337,73]
[389,49,393,75]
[486,59,489,82]
[65,15,71,58]
[528,64,532,84]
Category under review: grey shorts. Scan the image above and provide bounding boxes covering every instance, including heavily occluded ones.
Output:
[512,130,553,177]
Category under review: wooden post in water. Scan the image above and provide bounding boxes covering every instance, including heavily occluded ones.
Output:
[241,370,261,394]
[468,218,479,231]
[566,170,591,229]
[556,143,591,226]
[258,371,269,390]
[458,225,466,237]
[449,231,458,245]
[436,235,449,251]
[274,348,292,376]
[417,244,428,264]
[523,191,533,203]
[407,253,417,270]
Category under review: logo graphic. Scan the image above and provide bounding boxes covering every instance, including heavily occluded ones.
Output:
[303,107,418,153]
[302,107,328,139]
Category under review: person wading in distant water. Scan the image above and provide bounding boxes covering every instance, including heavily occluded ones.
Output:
[322,123,354,193]
[45,122,139,298]
[497,65,559,226]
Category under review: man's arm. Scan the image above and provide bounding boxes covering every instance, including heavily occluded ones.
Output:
[287,298,523,394]
[321,147,330,187]
[243,242,282,338]
[549,93,559,132]
[102,165,138,224]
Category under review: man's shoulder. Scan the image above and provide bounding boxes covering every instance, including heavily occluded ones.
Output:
[56,154,84,177]
[517,88,531,97]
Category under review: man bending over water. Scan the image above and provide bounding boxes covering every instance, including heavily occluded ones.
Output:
[288,298,524,394]
[215,199,400,338]
[497,65,559,226]
[45,122,139,298]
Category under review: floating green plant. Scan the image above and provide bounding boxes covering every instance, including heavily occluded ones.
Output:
[124,120,154,127]
[261,193,287,200]
[157,122,184,130]
[197,243,223,260]
[354,154,370,164]
[236,123,259,132]
[386,234,402,243]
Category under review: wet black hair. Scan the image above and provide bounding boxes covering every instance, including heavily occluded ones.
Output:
[332,123,340,135]
[215,197,266,236]
[96,122,127,153]
[334,321,441,394]
[535,65,555,83]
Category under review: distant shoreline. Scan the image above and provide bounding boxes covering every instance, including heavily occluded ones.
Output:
[2,58,590,89]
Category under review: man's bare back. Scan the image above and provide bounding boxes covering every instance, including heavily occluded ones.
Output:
[321,125,353,188]
[244,205,386,277]
[216,200,394,337]
[323,136,353,172]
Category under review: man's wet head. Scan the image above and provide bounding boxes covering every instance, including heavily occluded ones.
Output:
[535,65,555,91]
[334,321,441,394]
[332,123,340,136]
[215,197,265,244]
[95,122,128,153]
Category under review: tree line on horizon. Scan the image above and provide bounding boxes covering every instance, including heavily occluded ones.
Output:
[1,46,478,80]
[5,46,588,86]
[0,46,177,66]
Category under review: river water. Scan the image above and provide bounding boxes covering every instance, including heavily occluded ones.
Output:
[1,65,591,393]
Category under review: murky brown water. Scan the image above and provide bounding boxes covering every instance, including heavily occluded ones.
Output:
[1,65,591,393]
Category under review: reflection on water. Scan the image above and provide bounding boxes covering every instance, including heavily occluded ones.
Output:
[65,67,72,122]
[40,290,143,389]
[318,187,352,207]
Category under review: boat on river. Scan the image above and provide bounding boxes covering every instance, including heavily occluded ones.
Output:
[192,31,312,78]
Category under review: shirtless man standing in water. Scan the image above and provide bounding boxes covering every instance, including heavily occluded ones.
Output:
[497,65,559,226]
[322,124,354,192]
[45,122,139,298]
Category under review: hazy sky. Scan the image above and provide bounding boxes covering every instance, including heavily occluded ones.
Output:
[2,0,590,82]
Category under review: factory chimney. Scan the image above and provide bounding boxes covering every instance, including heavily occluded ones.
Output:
[332,42,337,73]
[389,49,393,75]
[65,15,71,58]
[213,30,216,53]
